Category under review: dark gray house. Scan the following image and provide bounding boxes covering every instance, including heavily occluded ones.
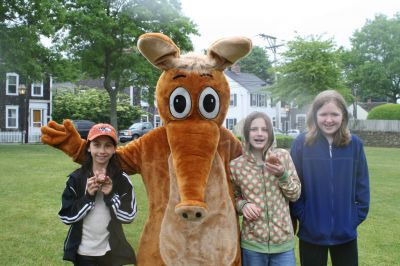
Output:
[0,72,52,142]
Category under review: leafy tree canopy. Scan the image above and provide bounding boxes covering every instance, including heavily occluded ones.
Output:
[56,0,199,128]
[344,13,400,103]
[238,45,273,82]
[0,0,66,82]
[269,35,351,107]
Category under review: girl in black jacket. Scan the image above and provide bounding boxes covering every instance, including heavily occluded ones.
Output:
[59,123,137,266]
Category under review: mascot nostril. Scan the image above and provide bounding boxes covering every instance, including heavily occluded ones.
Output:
[175,205,208,222]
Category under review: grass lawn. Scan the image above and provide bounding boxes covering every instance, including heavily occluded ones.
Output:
[0,144,399,265]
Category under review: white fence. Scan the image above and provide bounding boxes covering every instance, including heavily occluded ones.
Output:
[349,119,400,132]
[0,120,399,143]
[0,131,41,143]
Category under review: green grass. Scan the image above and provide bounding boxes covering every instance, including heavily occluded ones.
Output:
[0,144,399,265]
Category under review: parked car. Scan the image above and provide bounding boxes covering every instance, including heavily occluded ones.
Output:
[287,129,300,138]
[119,122,154,143]
[273,127,285,136]
[72,120,96,139]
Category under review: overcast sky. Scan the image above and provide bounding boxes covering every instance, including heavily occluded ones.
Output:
[180,0,400,56]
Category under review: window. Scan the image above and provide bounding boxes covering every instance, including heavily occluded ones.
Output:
[154,115,162,127]
[230,94,237,107]
[6,106,18,128]
[32,109,43,128]
[250,93,268,107]
[258,94,266,107]
[296,115,306,131]
[31,82,43,97]
[141,115,149,122]
[225,118,237,130]
[6,73,18,95]
[250,94,257,106]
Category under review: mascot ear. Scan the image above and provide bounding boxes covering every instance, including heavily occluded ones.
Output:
[208,37,252,70]
[137,33,180,70]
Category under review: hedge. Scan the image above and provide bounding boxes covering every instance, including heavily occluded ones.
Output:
[235,135,295,149]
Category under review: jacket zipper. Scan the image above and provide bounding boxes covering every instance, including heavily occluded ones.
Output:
[329,144,334,245]
[261,165,271,250]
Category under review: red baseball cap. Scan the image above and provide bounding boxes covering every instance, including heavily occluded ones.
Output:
[87,123,118,144]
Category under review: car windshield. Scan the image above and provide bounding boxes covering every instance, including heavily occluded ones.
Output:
[129,123,143,130]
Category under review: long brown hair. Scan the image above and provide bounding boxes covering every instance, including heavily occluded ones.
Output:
[305,90,351,146]
[242,111,275,156]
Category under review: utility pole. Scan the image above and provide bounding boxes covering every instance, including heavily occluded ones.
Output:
[258,34,284,71]
[352,84,358,120]
[258,33,284,129]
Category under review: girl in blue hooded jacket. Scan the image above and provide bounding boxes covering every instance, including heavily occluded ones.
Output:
[290,90,370,266]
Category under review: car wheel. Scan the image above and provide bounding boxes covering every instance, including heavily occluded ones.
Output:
[132,134,139,140]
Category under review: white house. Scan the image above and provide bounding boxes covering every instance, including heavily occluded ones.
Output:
[224,66,287,133]
[347,103,369,120]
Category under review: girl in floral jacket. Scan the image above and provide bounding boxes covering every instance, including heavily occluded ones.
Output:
[230,111,301,266]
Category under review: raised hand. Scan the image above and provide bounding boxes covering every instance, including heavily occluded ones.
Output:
[265,155,285,177]
[41,119,87,161]
[86,176,100,196]
[94,169,113,195]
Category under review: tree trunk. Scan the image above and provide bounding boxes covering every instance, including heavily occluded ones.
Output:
[109,90,118,129]
[132,86,141,106]
[103,76,118,129]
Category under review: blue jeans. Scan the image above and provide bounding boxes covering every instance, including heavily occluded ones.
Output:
[242,248,296,266]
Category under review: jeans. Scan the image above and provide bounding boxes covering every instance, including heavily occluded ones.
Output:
[242,248,296,266]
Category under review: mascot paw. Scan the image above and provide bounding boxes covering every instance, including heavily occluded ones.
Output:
[41,119,86,160]
[41,119,80,145]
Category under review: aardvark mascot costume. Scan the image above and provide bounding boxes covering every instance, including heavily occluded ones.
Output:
[41,33,252,265]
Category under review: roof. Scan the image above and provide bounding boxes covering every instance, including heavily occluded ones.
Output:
[76,78,112,89]
[224,70,267,93]
[357,102,387,112]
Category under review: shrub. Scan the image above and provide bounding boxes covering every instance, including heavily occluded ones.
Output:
[367,104,400,120]
[52,88,142,129]
[235,135,295,149]
[276,135,295,149]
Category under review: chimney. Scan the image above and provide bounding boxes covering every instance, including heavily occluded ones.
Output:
[231,63,240,74]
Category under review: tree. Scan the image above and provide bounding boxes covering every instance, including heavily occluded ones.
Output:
[344,13,400,103]
[52,88,142,129]
[270,35,351,107]
[56,0,198,128]
[238,46,273,82]
[0,0,65,83]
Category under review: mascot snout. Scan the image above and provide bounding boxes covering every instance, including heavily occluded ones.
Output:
[166,120,220,221]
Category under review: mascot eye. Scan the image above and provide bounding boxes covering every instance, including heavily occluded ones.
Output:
[198,87,220,119]
[169,87,192,119]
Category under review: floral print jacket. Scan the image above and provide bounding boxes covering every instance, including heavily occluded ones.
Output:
[229,148,301,253]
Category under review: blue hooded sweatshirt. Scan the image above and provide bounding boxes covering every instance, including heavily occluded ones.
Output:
[290,133,370,245]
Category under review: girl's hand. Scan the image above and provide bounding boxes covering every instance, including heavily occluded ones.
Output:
[242,203,261,221]
[265,156,285,177]
[86,176,100,196]
[94,170,113,195]
[100,177,113,195]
